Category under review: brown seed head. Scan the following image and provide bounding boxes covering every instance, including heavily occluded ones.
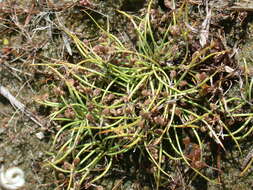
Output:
[116,108,123,116]
[182,136,191,146]
[197,72,208,82]
[53,87,65,96]
[200,126,207,132]
[110,108,117,116]
[169,25,181,36]
[170,70,177,79]
[63,161,72,170]
[153,116,168,126]
[102,108,110,116]
[179,80,188,87]
[83,87,93,94]
[93,45,109,54]
[138,120,145,128]
[140,111,151,120]
[107,94,115,101]
[73,157,80,166]
[194,160,206,169]
[86,113,95,122]
[144,99,151,105]
[141,89,152,96]
[125,105,134,114]
[58,173,65,179]
[93,88,101,96]
[64,108,75,119]
[174,108,181,116]
[87,102,94,111]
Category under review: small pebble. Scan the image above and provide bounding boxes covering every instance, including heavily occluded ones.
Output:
[35,132,45,140]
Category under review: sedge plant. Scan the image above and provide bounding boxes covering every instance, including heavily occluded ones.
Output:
[36,0,253,189]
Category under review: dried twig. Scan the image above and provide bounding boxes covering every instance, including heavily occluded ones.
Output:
[185,0,212,47]
[240,148,253,176]
[199,1,212,47]
[0,85,43,128]
[230,0,253,11]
